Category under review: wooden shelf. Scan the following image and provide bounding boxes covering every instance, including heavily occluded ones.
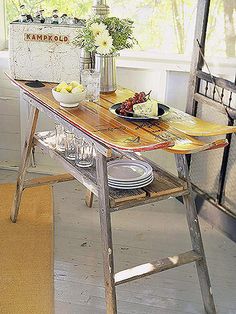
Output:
[109,163,188,211]
[34,131,99,196]
[34,131,188,212]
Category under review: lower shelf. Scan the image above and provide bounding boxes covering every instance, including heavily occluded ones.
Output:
[34,131,189,211]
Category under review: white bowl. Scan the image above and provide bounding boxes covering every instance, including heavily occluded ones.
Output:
[52,88,86,108]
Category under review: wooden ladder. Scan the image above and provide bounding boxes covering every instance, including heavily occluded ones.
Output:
[186,0,236,240]
[91,151,216,314]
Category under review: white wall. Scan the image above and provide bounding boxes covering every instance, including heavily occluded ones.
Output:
[0,51,21,169]
[0,1,6,50]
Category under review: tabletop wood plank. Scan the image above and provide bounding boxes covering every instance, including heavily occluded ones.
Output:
[97,97,228,154]
[7,77,233,154]
[8,78,174,152]
[101,88,236,137]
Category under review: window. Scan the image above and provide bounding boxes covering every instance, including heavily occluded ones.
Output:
[108,0,236,59]
[4,0,236,58]
[5,0,93,25]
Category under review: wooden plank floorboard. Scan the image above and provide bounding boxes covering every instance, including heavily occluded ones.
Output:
[55,301,115,314]
[55,279,201,314]
[54,223,232,262]
[55,279,235,314]
[54,261,236,308]
[55,298,194,314]
[1,172,236,313]
[54,230,236,281]
[55,223,234,261]
[54,259,236,311]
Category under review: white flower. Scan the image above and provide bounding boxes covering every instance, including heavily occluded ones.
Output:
[90,22,107,37]
[95,32,113,55]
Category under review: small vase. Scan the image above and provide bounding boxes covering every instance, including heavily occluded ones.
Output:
[79,48,94,71]
[95,53,117,93]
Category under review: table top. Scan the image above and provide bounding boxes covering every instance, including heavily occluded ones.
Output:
[8,77,236,154]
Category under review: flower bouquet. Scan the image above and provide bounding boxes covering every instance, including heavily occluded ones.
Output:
[74,16,137,55]
[74,16,137,93]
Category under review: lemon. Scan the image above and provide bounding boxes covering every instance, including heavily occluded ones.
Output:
[66,85,73,92]
[71,86,84,94]
[55,81,67,92]
[60,87,70,94]
[69,81,80,89]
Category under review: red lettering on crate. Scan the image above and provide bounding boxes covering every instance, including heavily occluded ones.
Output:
[24,33,70,43]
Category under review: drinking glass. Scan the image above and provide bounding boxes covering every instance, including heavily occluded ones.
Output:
[55,123,66,152]
[65,131,76,160]
[75,138,94,168]
[81,69,100,102]
[45,17,52,24]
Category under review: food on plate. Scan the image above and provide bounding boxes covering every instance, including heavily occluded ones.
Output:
[133,99,158,117]
[55,81,84,94]
[118,91,158,117]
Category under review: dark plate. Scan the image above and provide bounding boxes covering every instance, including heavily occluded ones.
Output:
[109,103,170,121]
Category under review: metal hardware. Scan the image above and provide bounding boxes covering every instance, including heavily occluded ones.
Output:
[79,48,94,73]
[92,0,110,17]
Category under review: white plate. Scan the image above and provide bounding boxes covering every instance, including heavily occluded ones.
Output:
[107,160,152,182]
[108,174,153,185]
[109,177,153,187]
[109,176,154,190]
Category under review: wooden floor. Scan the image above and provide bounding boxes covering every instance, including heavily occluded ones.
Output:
[1,169,236,314]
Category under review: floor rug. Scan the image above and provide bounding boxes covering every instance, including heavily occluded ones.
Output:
[0,184,53,314]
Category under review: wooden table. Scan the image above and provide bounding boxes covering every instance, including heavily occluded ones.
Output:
[8,77,236,313]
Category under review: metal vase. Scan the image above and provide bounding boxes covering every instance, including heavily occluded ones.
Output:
[92,0,110,17]
[95,54,117,93]
[79,48,94,71]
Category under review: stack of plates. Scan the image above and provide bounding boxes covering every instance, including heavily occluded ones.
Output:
[107,160,154,189]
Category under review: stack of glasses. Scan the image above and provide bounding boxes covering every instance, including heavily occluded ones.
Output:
[55,123,95,168]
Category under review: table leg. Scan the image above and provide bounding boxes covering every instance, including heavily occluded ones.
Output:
[11,106,39,223]
[175,154,216,314]
[96,151,117,314]
[85,190,94,208]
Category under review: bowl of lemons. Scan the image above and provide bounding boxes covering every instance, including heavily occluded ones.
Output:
[52,81,86,108]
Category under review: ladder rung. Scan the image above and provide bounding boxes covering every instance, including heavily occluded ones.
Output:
[23,173,75,189]
[115,250,202,286]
